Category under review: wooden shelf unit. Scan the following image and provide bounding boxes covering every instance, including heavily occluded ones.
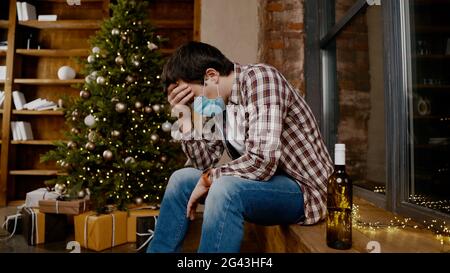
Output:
[0,0,200,205]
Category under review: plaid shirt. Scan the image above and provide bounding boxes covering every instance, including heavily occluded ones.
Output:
[178,63,333,225]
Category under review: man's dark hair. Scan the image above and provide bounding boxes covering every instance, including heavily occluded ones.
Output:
[162,41,234,88]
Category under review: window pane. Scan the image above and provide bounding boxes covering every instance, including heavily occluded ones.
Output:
[335,0,360,23]
[408,0,450,215]
[335,6,386,194]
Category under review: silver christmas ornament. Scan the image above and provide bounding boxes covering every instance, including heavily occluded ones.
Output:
[78,190,86,199]
[80,90,91,99]
[135,197,143,205]
[85,75,92,83]
[152,104,161,113]
[124,156,136,164]
[161,121,172,132]
[144,106,152,113]
[133,60,140,67]
[96,76,106,85]
[67,141,77,149]
[92,47,101,54]
[90,71,98,78]
[115,56,124,65]
[111,28,120,35]
[87,55,95,63]
[84,114,96,128]
[126,75,134,83]
[111,130,121,138]
[150,133,159,142]
[135,101,143,109]
[54,183,67,195]
[147,42,158,51]
[103,150,113,161]
[115,102,127,113]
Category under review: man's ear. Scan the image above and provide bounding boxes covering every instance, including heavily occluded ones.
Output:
[204,68,220,84]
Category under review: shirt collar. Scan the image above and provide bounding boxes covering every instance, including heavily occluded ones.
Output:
[228,62,242,105]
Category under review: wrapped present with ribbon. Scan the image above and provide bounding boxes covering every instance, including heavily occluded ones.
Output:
[126,208,159,243]
[25,188,60,208]
[136,215,158,252]
[39,199,89,215]
[1,213,22,240]
[74,211,127,252]
[21,207,68,245]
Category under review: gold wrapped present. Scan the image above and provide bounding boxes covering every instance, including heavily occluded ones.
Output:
[39,199,89,215]
[74,211,127,251]
[127,209,159,243]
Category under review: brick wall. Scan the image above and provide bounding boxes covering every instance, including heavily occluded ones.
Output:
[258,0,305,95]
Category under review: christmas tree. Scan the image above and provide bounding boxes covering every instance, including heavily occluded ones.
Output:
[42,0,183,212]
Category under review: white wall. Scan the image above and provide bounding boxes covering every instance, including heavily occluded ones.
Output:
[200,0,259,64]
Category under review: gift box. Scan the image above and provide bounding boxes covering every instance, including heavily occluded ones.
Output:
[39,199,89,215]
[25,188,60,208]
[126,209,159,243]
[2,213,22,237]
[136,215,158,252]
[21,207,68,245]
[74,211,127,252]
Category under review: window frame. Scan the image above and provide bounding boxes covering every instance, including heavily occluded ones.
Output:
[305,0,450,222]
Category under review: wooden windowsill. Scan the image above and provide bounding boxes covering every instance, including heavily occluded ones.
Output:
[249,197,450,253]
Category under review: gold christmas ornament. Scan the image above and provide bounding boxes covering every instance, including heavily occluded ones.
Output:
[85,142,96,151]
[161,155,167,162]
[144,106,152,113]
[111,130,121,138]
[80,90,91,99]
[126,75,135,83]
[150,133,159,142]
[54,183,67,195]
[115,102,127,113]
[88,131,97,142]
[135,101,143,109]
[115,56,124,65]
[67,141,77,149]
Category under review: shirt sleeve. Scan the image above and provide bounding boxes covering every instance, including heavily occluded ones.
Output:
[209,67,289,182]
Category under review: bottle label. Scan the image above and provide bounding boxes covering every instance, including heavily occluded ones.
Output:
[335,150,345,165]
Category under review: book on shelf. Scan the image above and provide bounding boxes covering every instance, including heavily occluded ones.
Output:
[0,66,6,80]
[38,15,57,22]
[0,41,7,51]
[21,2,37,21]
[0,91,5,109]
[10,121,34,141]
[12,91,27,110]
[23,98,58,111]
[16,2,37,21]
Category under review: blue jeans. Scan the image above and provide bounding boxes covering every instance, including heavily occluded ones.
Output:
[147,167,305,253]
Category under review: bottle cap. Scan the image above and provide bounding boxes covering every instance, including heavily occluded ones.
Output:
[335,143,345,150]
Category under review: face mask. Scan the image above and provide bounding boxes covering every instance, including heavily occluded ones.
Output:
[193,78,226,117]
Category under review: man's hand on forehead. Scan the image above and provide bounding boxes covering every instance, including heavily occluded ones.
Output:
[167,81,194,107]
